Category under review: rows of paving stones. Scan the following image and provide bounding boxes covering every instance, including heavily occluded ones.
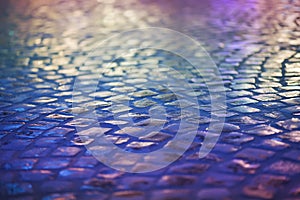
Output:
[0,0,300,199]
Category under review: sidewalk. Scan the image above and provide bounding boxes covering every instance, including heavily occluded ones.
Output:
[0,0,300,199]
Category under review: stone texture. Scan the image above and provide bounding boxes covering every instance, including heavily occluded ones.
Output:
[243,174,289,199]
[0,0,299,199]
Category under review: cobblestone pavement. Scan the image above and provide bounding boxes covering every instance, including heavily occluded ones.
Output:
[1,0,300,199]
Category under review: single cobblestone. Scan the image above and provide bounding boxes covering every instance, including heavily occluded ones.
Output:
[59,168,95,179]
[266,160,300,175]
[157,175,197,187]
[235,148,275,161]
[52,147,81,157]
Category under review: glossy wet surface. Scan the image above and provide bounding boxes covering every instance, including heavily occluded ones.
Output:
[1,0,300,199]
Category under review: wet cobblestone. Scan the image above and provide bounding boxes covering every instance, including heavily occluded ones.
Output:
[0,0,300,199]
